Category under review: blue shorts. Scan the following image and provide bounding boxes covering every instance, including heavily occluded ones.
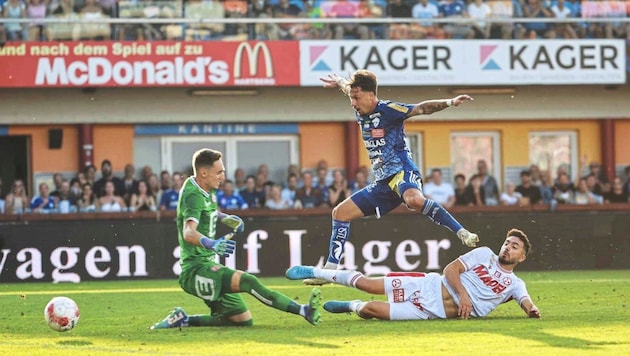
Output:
[350,169,423,217]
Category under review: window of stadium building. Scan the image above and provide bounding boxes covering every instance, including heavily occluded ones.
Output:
[404,133,424,175]
[529,131,578,181]
[450,131,501,187]
[158,136,298,183]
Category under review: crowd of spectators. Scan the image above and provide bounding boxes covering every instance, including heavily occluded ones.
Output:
[433,158,630,210]
[0,159,186,215]
[0,0,628,42]
[0,157,628,216]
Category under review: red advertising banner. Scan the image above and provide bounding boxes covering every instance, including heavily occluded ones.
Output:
[0,41,300,87]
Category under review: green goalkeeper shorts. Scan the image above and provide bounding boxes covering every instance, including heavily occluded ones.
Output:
[179,262,248,317]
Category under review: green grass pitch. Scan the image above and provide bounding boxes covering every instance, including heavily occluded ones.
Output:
[0,270,628,355]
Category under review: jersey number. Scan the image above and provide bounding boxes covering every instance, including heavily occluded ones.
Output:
[195,275,216,301]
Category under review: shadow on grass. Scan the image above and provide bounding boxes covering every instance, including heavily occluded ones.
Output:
[57,339,94,346]
[460,317,625,349]
[139,314,627,351]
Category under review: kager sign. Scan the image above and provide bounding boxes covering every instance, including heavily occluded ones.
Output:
[0,41,299,87]
[300,39,626,85]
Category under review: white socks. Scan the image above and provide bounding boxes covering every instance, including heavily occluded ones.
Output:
[313,269,364,288]
[349,300,365,314]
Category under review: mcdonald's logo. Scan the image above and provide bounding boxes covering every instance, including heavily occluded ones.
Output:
[233,42,275,85]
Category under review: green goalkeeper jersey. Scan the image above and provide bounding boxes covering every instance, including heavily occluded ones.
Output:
[177,176,220,270]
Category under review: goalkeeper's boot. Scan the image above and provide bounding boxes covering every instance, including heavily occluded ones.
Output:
[150,307,189,329]
[457,229,479,248]
[323,300,361,314]
[304,288,322,326]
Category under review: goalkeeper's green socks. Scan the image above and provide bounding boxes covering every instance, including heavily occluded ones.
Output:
[188,315,253,327]
[239,272,302,315]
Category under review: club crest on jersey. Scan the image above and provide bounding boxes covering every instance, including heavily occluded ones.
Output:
[392,279,402,288]
[494,271,501,278]
[370,116,381,127]
[371,129,385,138]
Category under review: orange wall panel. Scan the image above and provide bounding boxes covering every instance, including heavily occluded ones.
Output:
[299,122,346,170]
[614,120,630,165]
[9,125,79,173]
[92,125,135,171]
[361,119,602,174]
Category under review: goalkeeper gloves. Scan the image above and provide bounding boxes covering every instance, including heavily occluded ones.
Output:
[200,236,236,257]
[221,214,244,234]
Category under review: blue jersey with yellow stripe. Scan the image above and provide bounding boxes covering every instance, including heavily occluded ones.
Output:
[357,100,419,182]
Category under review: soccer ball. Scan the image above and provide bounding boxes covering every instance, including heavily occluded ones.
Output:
[44,296,80,332]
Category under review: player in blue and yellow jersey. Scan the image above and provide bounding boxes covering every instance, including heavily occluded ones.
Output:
[306,70,479,285]
[151,148,321,329]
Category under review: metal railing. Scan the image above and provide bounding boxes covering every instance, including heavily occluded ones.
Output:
[1,16,630,25]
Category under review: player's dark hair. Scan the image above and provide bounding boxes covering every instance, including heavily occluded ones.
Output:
[192,149,222,176]
[507,228,531,256]
[349,70,377,94]
[454,173,465,181]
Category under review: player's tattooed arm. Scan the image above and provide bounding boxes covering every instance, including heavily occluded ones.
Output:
[410,100,450,115]
[408,95,474,116]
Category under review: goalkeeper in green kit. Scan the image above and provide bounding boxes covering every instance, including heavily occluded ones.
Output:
[151,148,322,329]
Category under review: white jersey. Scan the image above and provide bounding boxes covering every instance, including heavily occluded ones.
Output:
[423,181,455,205]
[442,247,531,317]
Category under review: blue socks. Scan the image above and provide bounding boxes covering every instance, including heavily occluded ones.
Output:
[327,219,351,265]
[326,201,461,265]
[421,199,462,233]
